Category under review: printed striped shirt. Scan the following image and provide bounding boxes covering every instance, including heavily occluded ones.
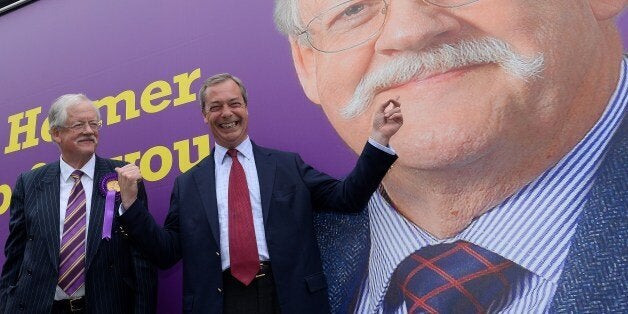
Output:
[355,56,628,313]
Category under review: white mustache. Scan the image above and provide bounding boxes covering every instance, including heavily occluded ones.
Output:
[341,37,545,119]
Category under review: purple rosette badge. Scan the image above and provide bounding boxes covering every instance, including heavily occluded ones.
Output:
[99,173,120,240]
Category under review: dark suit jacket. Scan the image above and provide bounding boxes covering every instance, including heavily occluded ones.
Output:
[315,116,627,313]
[118,141,397,313]
[0,156,158,313]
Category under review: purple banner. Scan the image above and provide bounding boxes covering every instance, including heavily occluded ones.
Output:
[0,2,626,312]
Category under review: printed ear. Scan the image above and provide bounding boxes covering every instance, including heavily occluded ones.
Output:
[290,38,321,104]
[588,0,626,20]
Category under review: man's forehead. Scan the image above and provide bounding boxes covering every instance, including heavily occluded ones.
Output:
[297,0,341,21]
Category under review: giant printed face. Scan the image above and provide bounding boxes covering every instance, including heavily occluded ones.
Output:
[290,0,623,170]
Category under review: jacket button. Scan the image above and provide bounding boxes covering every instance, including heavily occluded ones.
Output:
[18,303,25,310]
[28,235,33,241]
[215,251,220,256]
[26,269,32,275]
[217,288,222,294]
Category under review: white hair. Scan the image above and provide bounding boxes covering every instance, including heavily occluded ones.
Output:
[48,94,100,129]
[273,0,304,37]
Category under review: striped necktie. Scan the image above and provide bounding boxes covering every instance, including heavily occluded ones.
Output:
[58,170,87,296]
[386,241,526,313]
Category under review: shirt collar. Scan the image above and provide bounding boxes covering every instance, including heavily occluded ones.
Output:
[59,154,96,182]
[365,56,628,311]
[214,136,253,165]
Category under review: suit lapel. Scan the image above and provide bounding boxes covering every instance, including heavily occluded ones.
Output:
[194,152,221,246]
[38,162,61,269]
[252,142,275,224]
[552,118,627,310]
[85,156,109,270]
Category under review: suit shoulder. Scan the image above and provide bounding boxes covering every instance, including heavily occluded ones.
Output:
[12,162,58,191]
[255,144,299,159]
[98,157,126,168]
[20,161,56,180]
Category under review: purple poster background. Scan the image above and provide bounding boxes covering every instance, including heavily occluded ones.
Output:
[0,2,625,312]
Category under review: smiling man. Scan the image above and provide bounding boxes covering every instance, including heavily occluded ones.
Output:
[274,0,627,313]
[115,73,403,313]
[0,94,157,313]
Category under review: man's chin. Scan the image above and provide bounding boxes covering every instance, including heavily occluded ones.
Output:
[393,140,492,171]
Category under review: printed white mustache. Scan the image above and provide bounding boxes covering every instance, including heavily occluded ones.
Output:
[341,37,545,119]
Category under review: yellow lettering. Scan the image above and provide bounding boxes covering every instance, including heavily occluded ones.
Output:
[0,184,11,215]
[173,134,210,172]
[31,163,45,169]
[40,118,52,142]
[141,81,172,114]
[124,151,142,165]
[140,146,173,181]
[94,90,140,125]
[173,68,201,106]
[4,107,42,154]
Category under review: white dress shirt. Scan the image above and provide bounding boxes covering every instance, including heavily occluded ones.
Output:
[214,137,269,271]
[214,137,395,271]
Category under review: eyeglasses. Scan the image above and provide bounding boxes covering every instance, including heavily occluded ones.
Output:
[59,120,103,132]
[298,0,480,53]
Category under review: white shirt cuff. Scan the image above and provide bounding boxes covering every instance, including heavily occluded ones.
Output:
[368,137,396,155]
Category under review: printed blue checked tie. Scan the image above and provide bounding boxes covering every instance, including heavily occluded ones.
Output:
[386,241,526,313]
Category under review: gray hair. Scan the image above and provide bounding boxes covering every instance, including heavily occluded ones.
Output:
[273,0,304,37]
[198,73,248,112]
[48,94,100,130]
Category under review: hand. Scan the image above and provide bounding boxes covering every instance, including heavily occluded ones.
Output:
[115,164,143,209]
[370,97,403,147]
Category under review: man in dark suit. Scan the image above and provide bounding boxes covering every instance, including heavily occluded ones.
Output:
[0,94,157,313]
[114,73,402,313]
[273,0,626,312]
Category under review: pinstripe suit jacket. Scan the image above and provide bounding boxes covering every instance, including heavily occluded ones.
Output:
[0,156,158,313]
[315,117,627,313]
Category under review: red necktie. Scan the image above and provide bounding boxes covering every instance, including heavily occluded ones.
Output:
[227,149,259,285]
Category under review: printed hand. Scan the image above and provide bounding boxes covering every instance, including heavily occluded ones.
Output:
[115,164,143,209]
[370,98,403,147]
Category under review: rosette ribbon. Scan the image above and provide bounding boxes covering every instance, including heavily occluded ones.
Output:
[99,173,120,240]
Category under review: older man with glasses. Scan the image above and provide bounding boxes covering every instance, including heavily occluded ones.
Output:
[275,0,627,312]
[0,94,157,313]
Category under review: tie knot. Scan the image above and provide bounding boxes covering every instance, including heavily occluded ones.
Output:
[70,170,84,181]
[227,149,239,158]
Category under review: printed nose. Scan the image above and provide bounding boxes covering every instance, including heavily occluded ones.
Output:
[375,1,462,56]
